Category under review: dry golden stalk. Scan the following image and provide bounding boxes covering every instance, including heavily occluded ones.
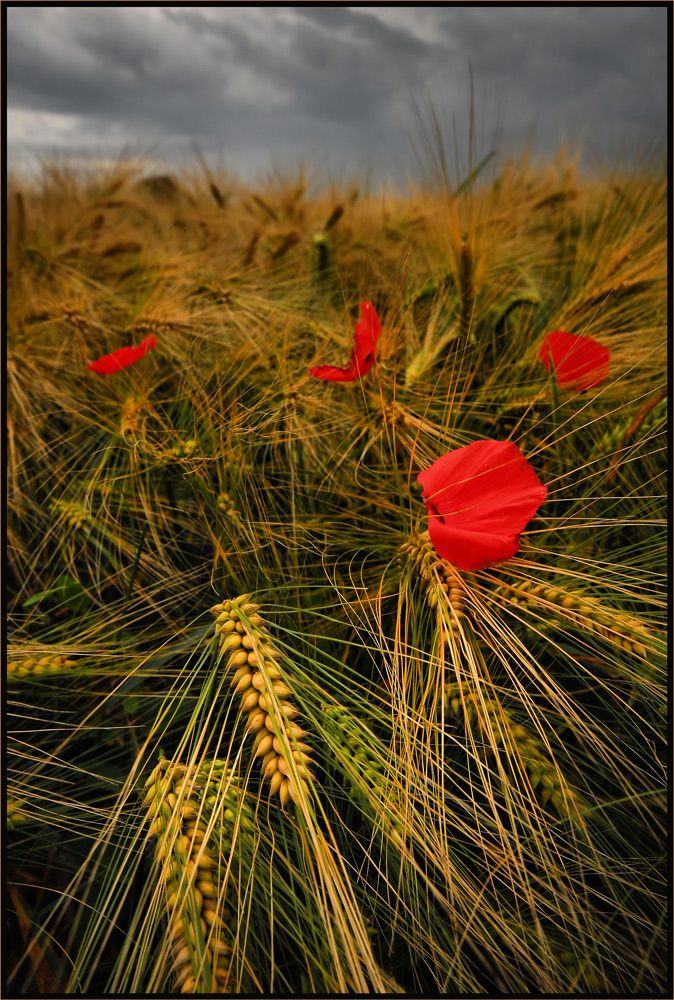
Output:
[14,190,26,253]
[8,653,77,682]
[211,596,315,807]
[144,758,234,994]
[209,181,226,209]
[323,203,344,232]
[401,531,467,622]
[270,230,301,261]
[250,194,277,221]
[100,240,143,258]
[392,402,445,438]
[242,227,262,266]
[61,303,88,330]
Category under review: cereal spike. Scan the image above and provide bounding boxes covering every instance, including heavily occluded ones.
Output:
[213,596,315,807]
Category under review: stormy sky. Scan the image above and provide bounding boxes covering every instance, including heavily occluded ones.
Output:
[6,5,668,183]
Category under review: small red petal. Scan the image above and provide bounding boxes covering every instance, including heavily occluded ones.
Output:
[310,302,380,381]
[539,331,609,391]
[418,440,547,571]
[353,301,381,360]
[87,334,157,375]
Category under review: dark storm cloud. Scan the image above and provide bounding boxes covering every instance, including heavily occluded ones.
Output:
[6,6,668,178]
[291,6,430,58]
[161,5,430,123]
[8,7,227,128]
[436,7,666,139]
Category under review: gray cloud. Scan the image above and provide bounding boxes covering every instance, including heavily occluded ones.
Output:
[7,6,668,180]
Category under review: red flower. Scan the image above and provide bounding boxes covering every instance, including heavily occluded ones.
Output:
[87,334,157,375]
[539,330,609,391]
[309,301,381,381]
[417,440,547,571]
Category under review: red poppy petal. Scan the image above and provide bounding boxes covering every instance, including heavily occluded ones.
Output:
[353,301,381,360]
[130,334,158,360]
[424,519,523,571]
[539,330,609,390]
[309,362,360,382]
[309,302,380,381]
[87,348,136,374]
[417,440,547,571]
[87,334,157,375]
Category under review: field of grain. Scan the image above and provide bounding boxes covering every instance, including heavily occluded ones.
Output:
[6,150,667,994]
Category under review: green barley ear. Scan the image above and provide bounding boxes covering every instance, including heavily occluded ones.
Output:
[7,797,28,830]
[459,238,475,342]
[211,597,315,807]
[323,705,405,847]
[442,680,585,819]
[216,493,241,525]
[51,499,92,534]
[312,203,343,277]
[313,231,331,276]
[170,438,197,460]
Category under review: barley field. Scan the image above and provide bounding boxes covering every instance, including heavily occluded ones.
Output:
[6,147,667,994]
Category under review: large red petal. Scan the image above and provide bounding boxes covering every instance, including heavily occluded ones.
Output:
[539,330,609,390]
[87,334,157,375]
[417,440,547,570]
[423,521,523,571]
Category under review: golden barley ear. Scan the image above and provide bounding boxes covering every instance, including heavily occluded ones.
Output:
[211,596,315,807]
[501,580,651,660]
[8,653,77,682]
[120,396,144,437]
[143,758,237,994]
[402,531,467,623]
